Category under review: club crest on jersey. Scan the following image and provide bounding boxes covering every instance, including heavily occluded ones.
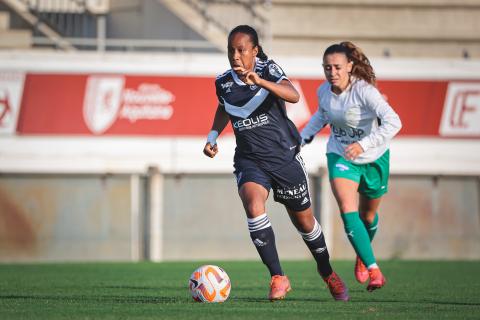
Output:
[268,64,283,78]
[221,81,234,93]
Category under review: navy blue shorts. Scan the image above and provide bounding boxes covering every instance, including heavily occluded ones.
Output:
[233,153,311,211]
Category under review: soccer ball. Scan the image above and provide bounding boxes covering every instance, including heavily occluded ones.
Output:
[189,265,231,303]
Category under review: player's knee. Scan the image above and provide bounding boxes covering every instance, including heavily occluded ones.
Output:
[244,202,265,217]
[359,210,376,223]
[296,220,315,234]
[338,202,357,214]
[292,213,315,233]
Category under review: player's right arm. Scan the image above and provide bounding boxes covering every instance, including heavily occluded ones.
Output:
[300,109,327,146]
[203,103,230,158]
[300,86,328,146]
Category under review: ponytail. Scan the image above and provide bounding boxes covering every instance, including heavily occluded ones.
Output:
[324,41,376,86]
[256,45,268,61]
[228,25,269,61]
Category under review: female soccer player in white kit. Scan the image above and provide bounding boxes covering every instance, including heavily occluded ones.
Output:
[301,42,402,291]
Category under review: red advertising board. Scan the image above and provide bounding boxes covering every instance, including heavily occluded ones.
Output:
[18,74,219,135]
[13,73,480,137]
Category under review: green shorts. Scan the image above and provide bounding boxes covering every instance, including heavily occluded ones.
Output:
[326,150,390,199]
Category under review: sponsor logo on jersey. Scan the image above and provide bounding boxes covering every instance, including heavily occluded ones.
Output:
[268,63,283,78]
[275,183,308,200]
[232,113,269,131]
[0,72,25,135]
[83,76,175,134]
[332,125,365,139]
[221,81,233,93]
[335,164,350,171]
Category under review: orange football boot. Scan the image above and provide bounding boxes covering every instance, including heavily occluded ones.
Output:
[323,271,349,301]
[367,268,386,292]
[355,256,369,284]
[268,275,291,301]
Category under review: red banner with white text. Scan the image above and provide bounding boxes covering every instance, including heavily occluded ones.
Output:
[10,73,480,138]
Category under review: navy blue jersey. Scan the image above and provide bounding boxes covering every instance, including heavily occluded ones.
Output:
[215,59,301,171]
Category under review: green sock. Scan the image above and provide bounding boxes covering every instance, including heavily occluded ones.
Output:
[341,211,376,267]
[363,212,379,241]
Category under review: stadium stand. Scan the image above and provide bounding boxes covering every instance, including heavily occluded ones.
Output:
[267,0,480,58]
[0,4,31,48]
[1,0,479,57]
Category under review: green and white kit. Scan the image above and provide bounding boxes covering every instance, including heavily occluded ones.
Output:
[301,77,402,165]
[327,150,390,199]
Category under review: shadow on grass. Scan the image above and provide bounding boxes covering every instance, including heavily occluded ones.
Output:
[101,285,180,291]
[2,294,478,307]
[350,297,480,307]
[232,296,330,303]
[0,294,187,304]
[233,296,480,306]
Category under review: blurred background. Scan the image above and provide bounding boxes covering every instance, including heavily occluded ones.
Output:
[0,0,479,263]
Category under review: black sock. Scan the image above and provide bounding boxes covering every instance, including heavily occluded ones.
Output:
[300,219,333,278]
[248,213,283,276]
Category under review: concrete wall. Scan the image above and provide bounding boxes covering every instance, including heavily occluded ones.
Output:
[328,175,480,260]
[0,174,135,262]
[1,172,478,262]
[162,173,315,261]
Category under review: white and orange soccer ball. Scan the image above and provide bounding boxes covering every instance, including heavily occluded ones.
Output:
[188,265,231,303]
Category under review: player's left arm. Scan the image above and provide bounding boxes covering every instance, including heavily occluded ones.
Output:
[257,78,300,103]
[357,85,403,153]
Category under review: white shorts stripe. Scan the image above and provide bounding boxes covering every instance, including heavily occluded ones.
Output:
[295,153,311,201]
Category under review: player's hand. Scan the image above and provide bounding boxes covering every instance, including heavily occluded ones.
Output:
[203,142,218,158]
[301,136,314,147]
[233,67,261,86]
[344,142,364,160]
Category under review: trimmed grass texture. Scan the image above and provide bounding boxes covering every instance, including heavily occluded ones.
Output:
[0,260,479,319]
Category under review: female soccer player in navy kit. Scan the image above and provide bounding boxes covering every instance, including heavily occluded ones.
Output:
[301,42,402,291]
[203,25,349,301]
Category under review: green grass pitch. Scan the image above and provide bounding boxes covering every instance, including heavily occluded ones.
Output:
[0,260,479,319]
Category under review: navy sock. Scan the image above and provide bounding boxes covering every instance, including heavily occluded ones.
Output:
[299,219,333,278]
[248,213,283,276]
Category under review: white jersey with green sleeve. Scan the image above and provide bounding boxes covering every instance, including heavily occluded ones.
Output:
[301,78,402,164]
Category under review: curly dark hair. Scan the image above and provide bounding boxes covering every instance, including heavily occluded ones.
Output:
[323,41,376,86]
